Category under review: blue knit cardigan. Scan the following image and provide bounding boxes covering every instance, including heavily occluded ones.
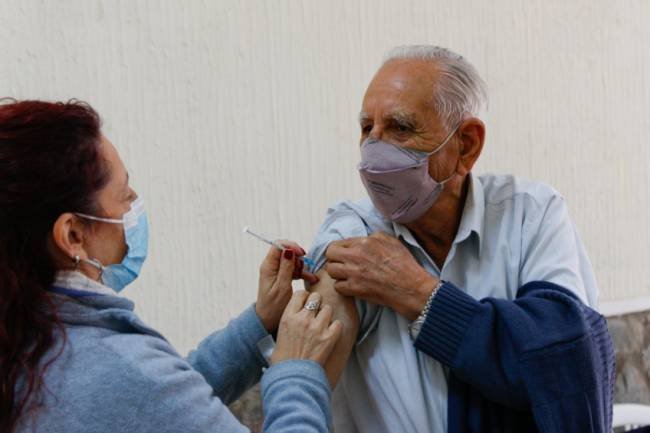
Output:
[415,281,615,433]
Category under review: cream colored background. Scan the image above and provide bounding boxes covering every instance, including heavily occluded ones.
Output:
[2,0,648,353]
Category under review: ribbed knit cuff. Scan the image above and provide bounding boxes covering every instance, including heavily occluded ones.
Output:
[238,304,273,367]
[261,359,330,392]
[414,282,480,366]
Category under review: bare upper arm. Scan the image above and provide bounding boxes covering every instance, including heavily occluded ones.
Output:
[308,268,359,387]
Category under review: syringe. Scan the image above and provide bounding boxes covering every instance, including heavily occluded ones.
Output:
[243,226,315,269]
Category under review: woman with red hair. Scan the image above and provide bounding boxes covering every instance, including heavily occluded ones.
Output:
[0,99,342,433]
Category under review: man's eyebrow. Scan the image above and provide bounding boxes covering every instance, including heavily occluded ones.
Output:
[358,112,371,124]
[386,111,418,129]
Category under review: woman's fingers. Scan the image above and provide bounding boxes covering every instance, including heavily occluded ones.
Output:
[277,239,307,256]
[302,292,322,316]
[259,245,283,276]
[326,319,343,339]
[292,257,304,279]
[285,290,310,314]
[272,291,343,367]
[314,304,333,328]
[276,248,296,287]
[301,270,319,284]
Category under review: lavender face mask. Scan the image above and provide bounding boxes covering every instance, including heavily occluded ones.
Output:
[358,128,457,223]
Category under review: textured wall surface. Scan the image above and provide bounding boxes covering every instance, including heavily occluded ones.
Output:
[609,310,650,405]
[1,0,649,354]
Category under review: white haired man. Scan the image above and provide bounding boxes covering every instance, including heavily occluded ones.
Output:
[308,46,614,433]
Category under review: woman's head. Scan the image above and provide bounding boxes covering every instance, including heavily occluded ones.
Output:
[0,99,134,432]
[49,131,139,282]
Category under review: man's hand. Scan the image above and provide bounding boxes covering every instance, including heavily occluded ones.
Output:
[325,232,437,321]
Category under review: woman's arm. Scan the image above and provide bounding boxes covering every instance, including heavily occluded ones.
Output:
[187,304,270,404]
[261,360,333,433]
[187,241,316,404]
[132,340,334,433]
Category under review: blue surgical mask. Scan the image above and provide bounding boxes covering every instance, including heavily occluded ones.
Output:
[75,197,149,292]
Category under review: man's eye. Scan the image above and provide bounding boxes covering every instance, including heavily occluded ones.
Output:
[396,124,411,133]
[361,124,372,134]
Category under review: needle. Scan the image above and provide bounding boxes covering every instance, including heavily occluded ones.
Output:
[243,226,316,269]
[243,226,284,251]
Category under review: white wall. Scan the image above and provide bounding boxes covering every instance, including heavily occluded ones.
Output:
[2,0,649,353]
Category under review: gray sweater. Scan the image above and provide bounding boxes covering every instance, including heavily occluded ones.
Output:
[16,284,332,433]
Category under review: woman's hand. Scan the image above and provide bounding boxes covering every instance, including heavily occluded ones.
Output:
[256,241,319,334]
[271,291,343,367]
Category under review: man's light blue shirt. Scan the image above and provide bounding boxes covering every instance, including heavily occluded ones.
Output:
[308,173,599,433]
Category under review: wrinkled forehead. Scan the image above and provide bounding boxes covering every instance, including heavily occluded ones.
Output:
[362,59,439,116]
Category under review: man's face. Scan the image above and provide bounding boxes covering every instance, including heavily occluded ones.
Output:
[359,59,460,181]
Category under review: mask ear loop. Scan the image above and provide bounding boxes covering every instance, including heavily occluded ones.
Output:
[427,124,461,157]
[427,124,462,184]
[71,254,105,276]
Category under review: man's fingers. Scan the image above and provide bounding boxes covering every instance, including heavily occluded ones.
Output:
[329,238,363,249]
[325,262,350,280]
[370,231,392,240]
[286,290,309,314]
[325,243,358,263]
[333,280,355,296]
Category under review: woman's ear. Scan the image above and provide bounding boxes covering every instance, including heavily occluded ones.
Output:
[51,213,87,261]
[456,117,485,176]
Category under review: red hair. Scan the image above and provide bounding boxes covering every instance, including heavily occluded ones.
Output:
[0,99,109,432]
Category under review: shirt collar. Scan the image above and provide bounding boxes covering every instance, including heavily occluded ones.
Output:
[53,270,116,296]
[392,173,485,255]
[455,172,485,254]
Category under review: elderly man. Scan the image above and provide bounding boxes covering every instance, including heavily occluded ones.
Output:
[308,46,614,433]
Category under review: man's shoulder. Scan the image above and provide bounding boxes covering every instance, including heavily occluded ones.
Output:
[477,173,564,210]
[326,197,378,217]
[321,197,392,233]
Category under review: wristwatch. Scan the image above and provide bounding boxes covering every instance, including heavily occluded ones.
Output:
[408,280,444,341]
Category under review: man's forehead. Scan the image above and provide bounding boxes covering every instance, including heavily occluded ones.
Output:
[373,60,438,91]
[362,59,438,115]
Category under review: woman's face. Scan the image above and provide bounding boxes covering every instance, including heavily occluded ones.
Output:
[77,136,137,277]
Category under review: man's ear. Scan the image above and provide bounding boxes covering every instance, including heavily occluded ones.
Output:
[456,117,485,175]
[51,213,87,261]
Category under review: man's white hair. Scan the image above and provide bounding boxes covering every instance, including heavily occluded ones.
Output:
[383,45,487,130]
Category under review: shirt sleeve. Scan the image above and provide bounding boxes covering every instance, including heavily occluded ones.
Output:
[131,343,333,433]
[261,360,333,433]
[309,207,371,273]
[308,204,379,341]
[186,304,270,404]
[519,193,599,308]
